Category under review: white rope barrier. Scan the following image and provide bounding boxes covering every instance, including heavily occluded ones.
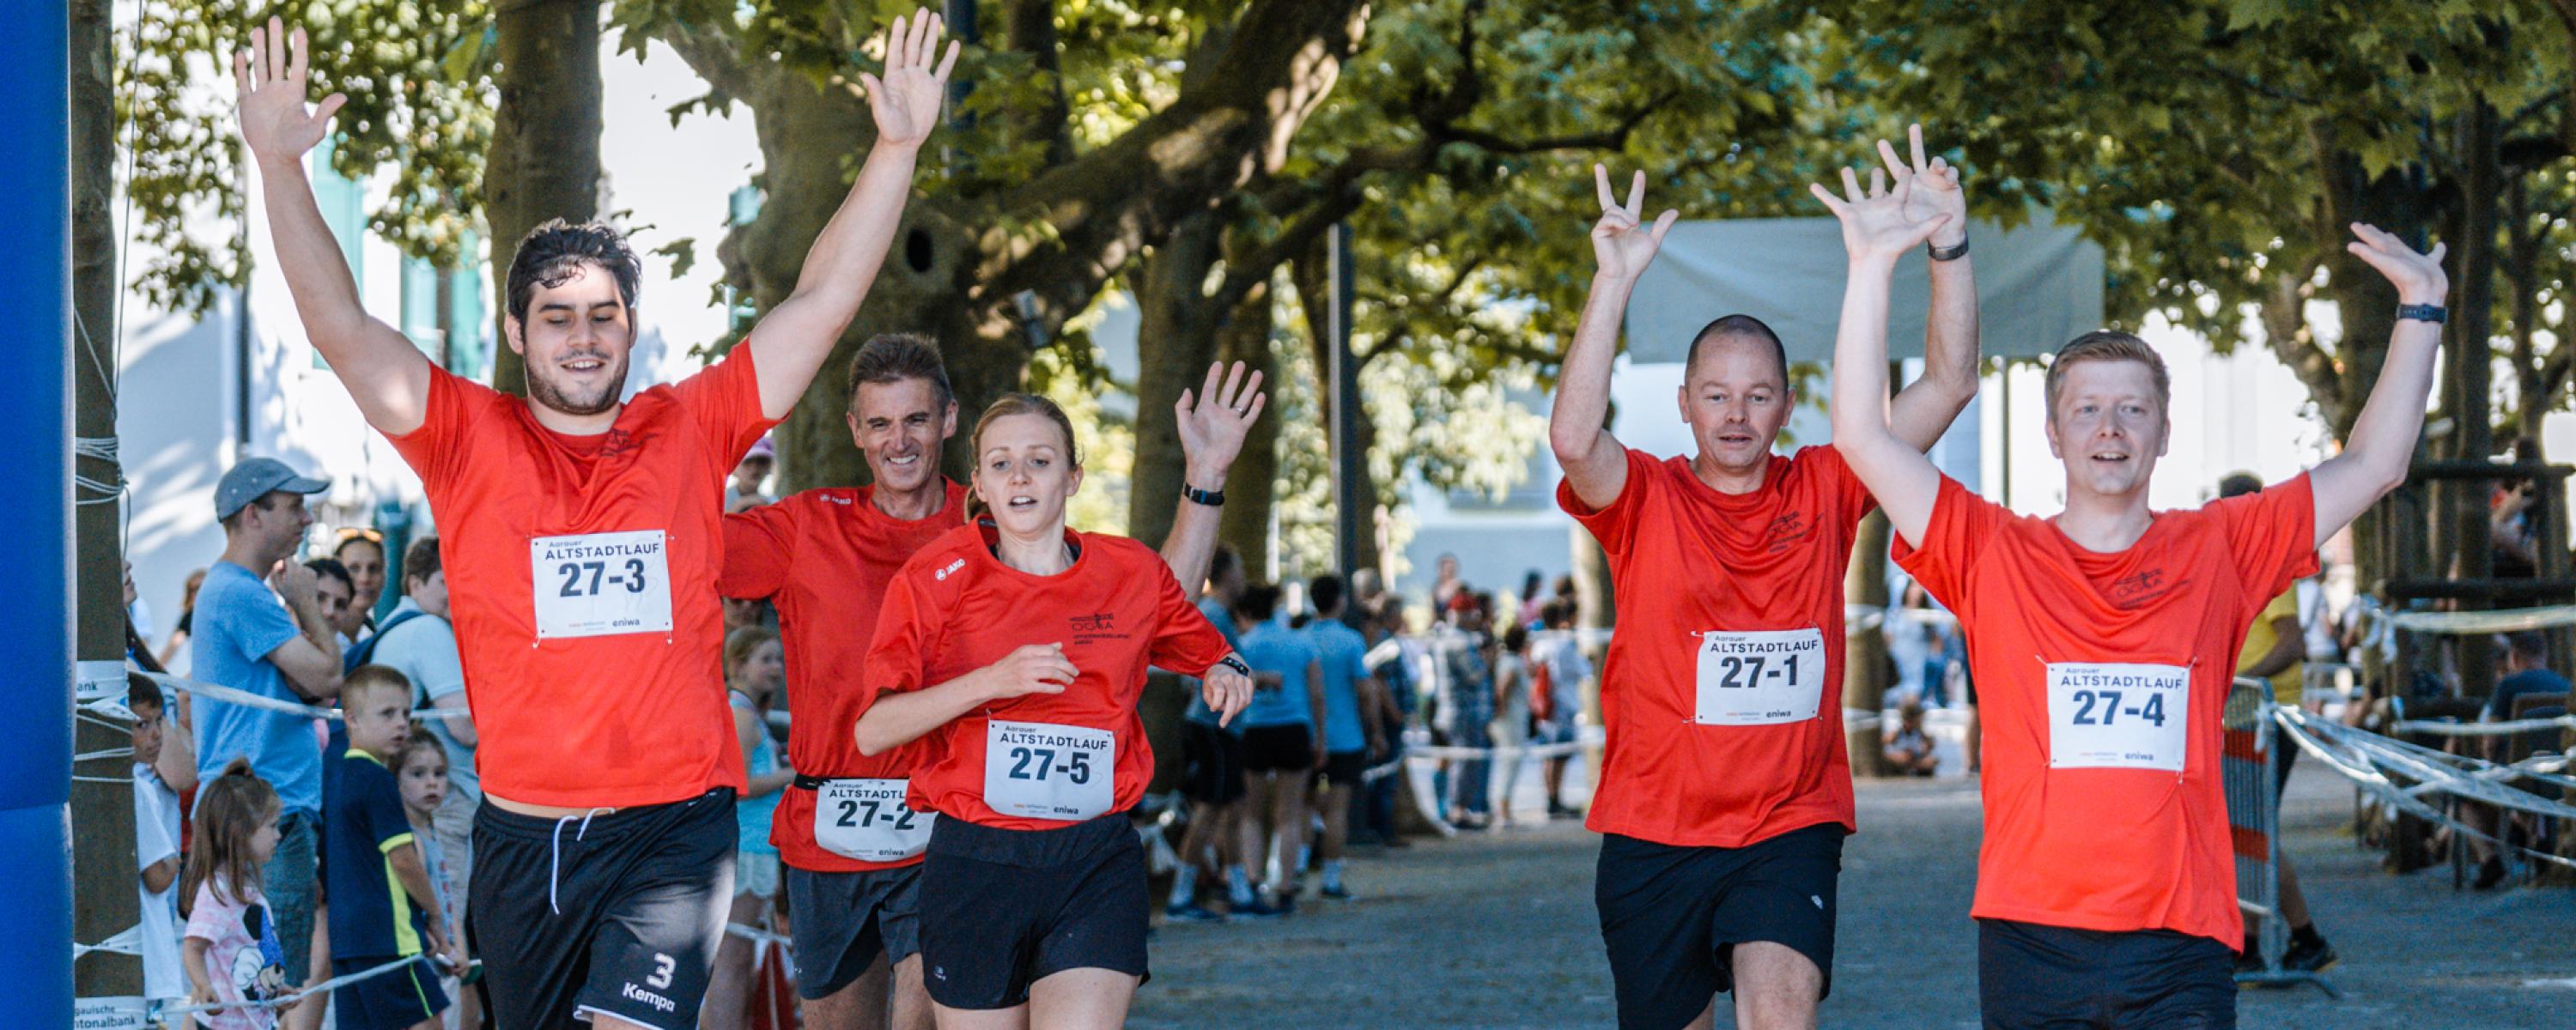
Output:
[1360,727,1607,785]
[153,954,459,1018]
[70,924,140,960]
[2271,706,2576,871]
[2372,603,2576,635]
[726,921,793,948]
[122,668,462,721]
[2391,714,2576,736]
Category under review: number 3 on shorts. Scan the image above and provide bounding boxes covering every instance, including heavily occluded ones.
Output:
[646,953,676,991]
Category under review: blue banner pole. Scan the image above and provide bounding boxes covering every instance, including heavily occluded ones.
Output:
[0,3,77,1025]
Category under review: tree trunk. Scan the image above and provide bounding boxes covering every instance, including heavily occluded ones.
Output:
[1215,291,1280,573]
[1844,511,1892,779]
[1129,210,1229,550]
[2505,179,2548,443]
[670,0,1370,490]
[2311,125,2439,609]
[721,69,1007,493]
[483,0,602,397]
[70,0,140,1001]
[2447,98,2505,701]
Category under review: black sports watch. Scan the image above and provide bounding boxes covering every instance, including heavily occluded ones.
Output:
[2396,303,2447,324]
[1927,236,1970,262]
[1182,482,1226,506]
[1217,654,1251,677]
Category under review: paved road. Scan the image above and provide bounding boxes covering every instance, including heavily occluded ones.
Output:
[1132,763,2575,1028]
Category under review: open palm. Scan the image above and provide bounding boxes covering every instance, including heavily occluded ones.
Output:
[2346,222,2449,305]
[860,9,962,148]
[234,17,345,163]
[1176,360,1268,480]
[1878,124,1966,248]
[1811,164,1951,264]
[1591,165,1680,282]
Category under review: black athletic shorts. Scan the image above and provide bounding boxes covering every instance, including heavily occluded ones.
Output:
[1181,721,1248,805]
[918,813,1149,1010]
[785,862,923,1000]
[1978,918,2236,1029]
[1595,822,1844,1030]
[469,788,734,1030]
[1242,723,1315,772]
[1318,748,1368,787]
[331,954,447,1030]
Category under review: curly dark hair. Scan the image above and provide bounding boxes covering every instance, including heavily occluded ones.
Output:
[505,219,642,325]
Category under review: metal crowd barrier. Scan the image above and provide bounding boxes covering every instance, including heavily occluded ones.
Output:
[2222,679,2339,997]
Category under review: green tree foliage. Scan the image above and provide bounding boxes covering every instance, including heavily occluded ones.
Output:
[1809,0,2572,435]
[124,0,492,314]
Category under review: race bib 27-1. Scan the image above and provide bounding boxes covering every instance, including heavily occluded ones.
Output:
[1693,628,1826,725]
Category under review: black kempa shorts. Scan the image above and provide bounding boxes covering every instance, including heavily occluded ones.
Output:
[470,789,734,1030]
[1318,748,1368,787]
[1977,918,2236,1029]
[918,813,1149,1010]
[1181,721,1248,806]
[1595,822,1844,1030]
[785,863,923,1000]
[1242,723,1315,773]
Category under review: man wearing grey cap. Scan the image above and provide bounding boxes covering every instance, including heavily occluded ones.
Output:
[191,455,347,1014]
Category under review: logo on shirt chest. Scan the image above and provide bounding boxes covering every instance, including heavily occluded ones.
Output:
[598,427,641,457]
[1762,512,1812,554]
[1069,612,1125,645]
[2105,567,2188,608]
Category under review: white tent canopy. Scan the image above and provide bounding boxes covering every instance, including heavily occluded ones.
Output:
[1623,212,2106,365]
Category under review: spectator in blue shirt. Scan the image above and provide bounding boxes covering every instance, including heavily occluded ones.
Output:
[191,457,343,1008]
[2488,631,2571,722]
[1303,574,1384,900]
[1236,585,1322,908]
[1169,547,1255,922]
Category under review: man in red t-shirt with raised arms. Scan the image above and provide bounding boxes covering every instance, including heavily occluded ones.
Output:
[1818,140,2447,1027]
[234,11,959,1027]
[718,336,1262,1030]
[1552,127,1981,1030]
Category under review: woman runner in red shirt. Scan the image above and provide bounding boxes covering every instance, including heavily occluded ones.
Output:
[856,394,1255,1028]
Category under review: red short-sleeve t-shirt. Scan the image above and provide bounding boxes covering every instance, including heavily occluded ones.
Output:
[720,482,969,871]
[1893,474,2318,946]
[863,524,1234,831]
[1556,445,1875,848]
[386,347,775,809]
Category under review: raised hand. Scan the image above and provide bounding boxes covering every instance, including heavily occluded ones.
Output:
[858,8,963,148]
[2346,222,2449,306]
[1809,161,1952,265]
[233,17,345,164]
[1176,360,1267,486]
[1877,124,1966,248]
[1591,166,1681,282]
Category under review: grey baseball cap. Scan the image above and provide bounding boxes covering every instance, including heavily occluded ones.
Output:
[214,457,330,520]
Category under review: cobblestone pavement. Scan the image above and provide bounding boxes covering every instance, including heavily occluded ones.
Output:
[1132,764,2575,1028]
